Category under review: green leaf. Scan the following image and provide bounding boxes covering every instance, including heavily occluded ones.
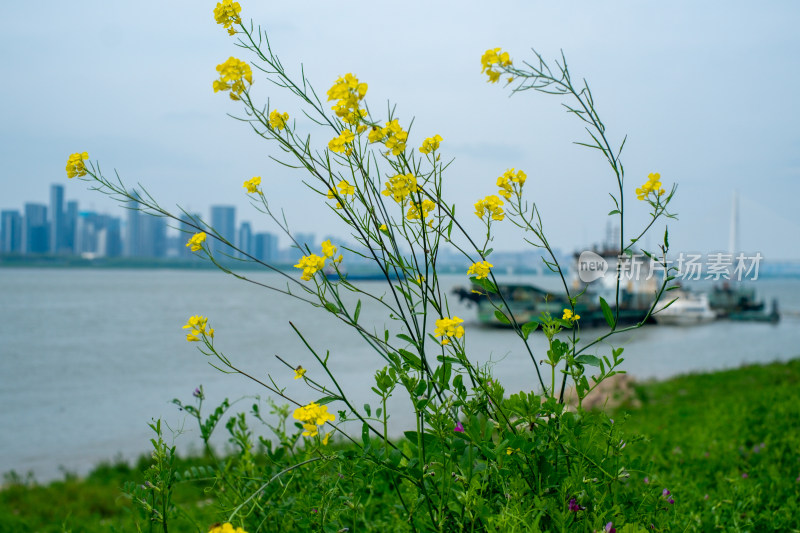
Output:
[484,248,494,257]
[608,209,620,216]
[471,277,498,294]
[664,226,670,250]
[521,320,539,340]
[396,333,414,344]
[599,296,616,328]
[399,349,423,370]
[494,310,511,325]
[324,302,340,314]
[575,355,602,367]
[354,299,362,323]
[361,422,370,447]
[315,396,339,405]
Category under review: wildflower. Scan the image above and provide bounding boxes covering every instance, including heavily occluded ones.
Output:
[368,125,384,143]
[336,179,355,196]
[213,57,253,100]
[605,523,616,533]
[186,232,207,252]
[66,152,89,179]
[213,0,242,35]
[328,129,356,154]
[568,498,585,512]
[294,253,326,281]
[327,73,368,124]
[294,366,306,380]
[467,261,493,280]
[322,432,331,445]
[643,477,649,484]
[419,134,443,154]
[406,199,436,221]
[480,47,512,83]
[193,387,203,399]
[474,195,505,221]
[662,488,670,496]
[562,309,581,322]
[381,173,418,202]
[506,447,520,455]
[379,224,387,231]
[434,316,465,345]
[636,172,666,200]
[243,176,261,194]
[742,472,748,479]
[208,522,248,533]
[453,421,465,433]
[496,168,527,199]
[293,402,336,437]
[321,240,337,259]
[269,110,289,130]
[182,315,214,342]
[384,129,408,156]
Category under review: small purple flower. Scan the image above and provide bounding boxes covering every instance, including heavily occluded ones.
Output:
[568,498,585,512]
[311,508,318,514]
[609,418,614,425]
[454,421,465,433]
[662,488,670,497]
[742,472,748,479]
[192,387,202,398]
[668,498,675,504]
[704,494,709,500]
[605,522,616,533]
[643,477,649,484]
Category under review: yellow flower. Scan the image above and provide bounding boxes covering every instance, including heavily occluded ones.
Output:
[321,240,337,258]
[487,70,501,83]
[327,73,368,125]
[497,168,526,199]
[636,172,666,200]
[419,134,443,154]
[382,121,408,156]
[294,253,326,281]
[212,1,241,34]
[337,179,355,196]
[481,47,512,83]
[66,152,89,179]
[182,315,214,342]
[474,195,505,221]
[208,522,248,533]
[186,232,207,252]
[322,432,331,446]
[213,57,253,100]
[467,261,493,280]
[379,224,388,231]
[368,125,385,143]
[294,366,306,380]
[381,173,418,202]
[243,176,261,194]
[269,110,289,130]
[406,199,436,221]
[562,309,581,322]
[328,130,356,154]
[293,402,336,437]
[506,447,520,455]
[434,316,465,344]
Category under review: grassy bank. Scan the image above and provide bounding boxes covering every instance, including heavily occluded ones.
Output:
[3,359,799,532]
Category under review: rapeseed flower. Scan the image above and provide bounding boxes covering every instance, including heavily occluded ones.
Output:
[208,523,248,533]
[294,253,325,281]
[294,366,306,380]
[481,47,512,83]
[497,168,526,199]
[434,316,465,344]
[243,176,261,194]
[328,130,355,155]
[183,315,214,342]
[269,110,289,130]
[336,179,355,196]
[66,152,89,179]
[467,261,493,280]
[636,172,666,200]
[186,232,207,252]
[321,240,337,259]
[381,173,418,202]
[327,73,368,125]
[474,195,505,221]
[419,134,443,154]
[213,57,252,100]
[562,309,580,322]
[406,199,436,221]
[293,402,335,437]
[213,0,241,35]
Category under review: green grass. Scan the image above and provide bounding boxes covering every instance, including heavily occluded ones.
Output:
[3,359,799,532]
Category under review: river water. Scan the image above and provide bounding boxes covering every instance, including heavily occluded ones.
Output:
[1,267,798,482]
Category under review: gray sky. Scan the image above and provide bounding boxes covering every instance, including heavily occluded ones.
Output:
[2,1,799,259]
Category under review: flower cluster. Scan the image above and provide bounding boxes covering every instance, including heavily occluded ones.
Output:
[292,402,335,437]
[328,129,356,155]
[336,179,355,196]
[406,199,436,221]
[636,172,666,200]
[243,176,261,194]
[382,173,419,203]
[213,57,253,100]
[480,47,512,83]
[183,315,214,342]
[562,309,581,322]
[434,316,465,345]
[474,195,505,221]
[419,134,443,154]
[467,261,493,280]
[66,152,89,179]
[327,73,368,125]
[269,109,289,130]
[208,522,247,533]
[213,0,241,35]
[294,240,341,281]
[294,366,306,380]
[186,232,207,252]
[369,119,408,156]
[497,168,527,199]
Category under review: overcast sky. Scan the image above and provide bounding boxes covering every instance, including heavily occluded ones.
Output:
[2,1,798,259]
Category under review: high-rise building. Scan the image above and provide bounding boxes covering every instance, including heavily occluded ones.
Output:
[23,203,48,254]
[1,210,22,254]
[64,200,78,254]
[238,221,253,258]
[210,205,236,255]
[140,215,167,258]
[253,232,279,263]
[178,213,202,258]
[49,184,65,254]
[126,194,141,257]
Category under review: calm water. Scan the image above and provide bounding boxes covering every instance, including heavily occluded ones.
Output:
[1,268,799,481]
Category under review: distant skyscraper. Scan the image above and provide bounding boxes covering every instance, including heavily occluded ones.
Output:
[49,184,65,254]
[64,200,78,254]
[126,194,141,257]
[253,232,279,263]
[23,203,48,254]
[238,221,253,259]
[1,210,22,254]
[210,205,236,255]
[178,213,202,258]
[140,215,167,258]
